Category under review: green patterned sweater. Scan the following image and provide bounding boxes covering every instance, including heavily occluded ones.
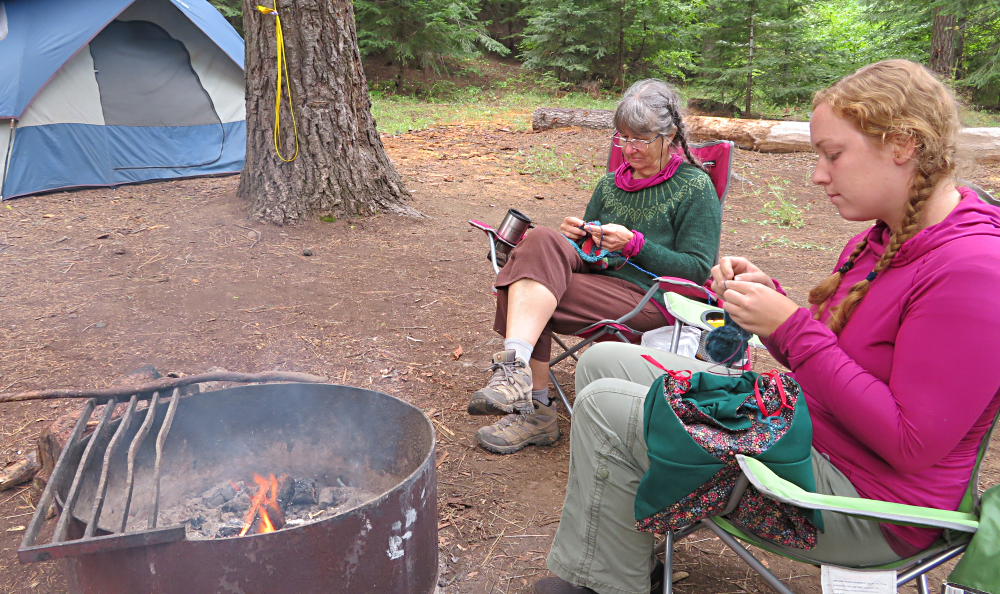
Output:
[582,163,721,298]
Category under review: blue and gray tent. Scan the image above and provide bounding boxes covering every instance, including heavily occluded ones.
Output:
[0,0,245,200]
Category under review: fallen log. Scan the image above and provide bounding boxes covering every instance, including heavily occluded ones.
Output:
[0,370,328,404]
[531,108,613,131]
[0,451,40,490]
[37,403,90,485]
[530,107,1000,161]
[530,107,795,150]
[688,116,775,150]
[958,127,1000,163]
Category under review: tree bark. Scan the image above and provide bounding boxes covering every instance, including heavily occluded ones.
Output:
[745,3,755,118]
[929,7,957,78]
[239,0,420,225]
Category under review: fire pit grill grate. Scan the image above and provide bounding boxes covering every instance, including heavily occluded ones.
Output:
[22,388,199,562]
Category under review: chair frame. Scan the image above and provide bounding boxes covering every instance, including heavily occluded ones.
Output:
[654,405,999,594]
[546,277,719,414]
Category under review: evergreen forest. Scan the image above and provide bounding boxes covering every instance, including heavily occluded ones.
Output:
[218,0,1000,118]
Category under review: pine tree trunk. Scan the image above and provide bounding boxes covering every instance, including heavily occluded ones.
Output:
[954,16,966,79]
[616,5,626,88]
[239,0,419,225]
[745,5,754,118]
[929,7,957,78]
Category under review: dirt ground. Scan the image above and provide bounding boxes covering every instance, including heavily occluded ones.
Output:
[0,124,998,594]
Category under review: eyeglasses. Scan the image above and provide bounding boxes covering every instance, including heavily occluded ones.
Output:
[612,132,662,150]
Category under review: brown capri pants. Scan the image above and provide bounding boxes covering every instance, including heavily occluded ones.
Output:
[493,227,669,362]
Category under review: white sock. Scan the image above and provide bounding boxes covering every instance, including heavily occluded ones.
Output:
[504,338,534,364]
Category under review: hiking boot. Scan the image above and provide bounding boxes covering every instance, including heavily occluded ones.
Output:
[533,577,596,594]
[467,350,533,416]
[476,401,559,454]
[533,561,665,594]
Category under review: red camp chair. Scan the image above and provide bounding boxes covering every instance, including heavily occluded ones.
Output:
[608,135,735,210]
[470,138,736,414]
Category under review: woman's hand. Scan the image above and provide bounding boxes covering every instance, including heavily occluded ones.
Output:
[560,217,588,241]
[581,223,634,252]
[721,280,799,339]
[711,256,775,296]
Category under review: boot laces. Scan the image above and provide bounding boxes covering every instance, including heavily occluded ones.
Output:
[495,411,531,430]
[482,359,524,388]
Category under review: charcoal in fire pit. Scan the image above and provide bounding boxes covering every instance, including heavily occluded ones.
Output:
[217,521,244,538]
[188,515,206,530]
[222,492,252,514]
[202,482,238,508]
[291,478,318,505]
[317,487,338,509]
[276,474,295,511]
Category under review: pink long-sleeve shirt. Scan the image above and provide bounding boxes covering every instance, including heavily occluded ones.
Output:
[765,189,1000,554]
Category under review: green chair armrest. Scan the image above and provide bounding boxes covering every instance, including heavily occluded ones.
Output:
[663,293,765,349]
[736,455,979,533]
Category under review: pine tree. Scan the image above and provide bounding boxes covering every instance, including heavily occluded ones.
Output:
[478,0,527,53]
[519,0,700,87]
[240,0,418,223]
[694,0,833,116]
[354,0,509,89]
[861,0,1000,106]
[958,0,1000,107]
[210,0,245,35]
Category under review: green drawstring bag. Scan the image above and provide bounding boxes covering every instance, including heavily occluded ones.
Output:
[947,483,1000,594]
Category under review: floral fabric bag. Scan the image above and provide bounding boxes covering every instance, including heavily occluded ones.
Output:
[635,359,823,549]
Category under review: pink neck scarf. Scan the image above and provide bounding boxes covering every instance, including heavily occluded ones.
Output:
[614,154,683,192]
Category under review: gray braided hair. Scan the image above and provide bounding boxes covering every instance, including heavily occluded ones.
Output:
[613,79,702,169]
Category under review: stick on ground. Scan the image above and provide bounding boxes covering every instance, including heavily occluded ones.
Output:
[0,371,328,404]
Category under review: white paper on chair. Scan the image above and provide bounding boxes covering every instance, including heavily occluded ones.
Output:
[640,325,701,359]
[821,566,896,594]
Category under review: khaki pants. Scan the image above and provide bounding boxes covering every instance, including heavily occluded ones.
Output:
[546,343,901,594]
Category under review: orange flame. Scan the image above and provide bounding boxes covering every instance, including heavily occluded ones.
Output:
[239,473,284,536]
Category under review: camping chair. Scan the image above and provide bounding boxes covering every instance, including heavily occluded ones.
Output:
[469,139,737,414]
[653,408,999,594]
[653,186,1000,594]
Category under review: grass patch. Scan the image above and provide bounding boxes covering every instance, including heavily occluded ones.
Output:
[757,180,806,229]
[960,107,1000,128]
[517,147,606,189]
[761,234,832,251]
[370,86,617,135]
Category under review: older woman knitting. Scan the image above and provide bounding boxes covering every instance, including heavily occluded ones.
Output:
[467,79,722,455]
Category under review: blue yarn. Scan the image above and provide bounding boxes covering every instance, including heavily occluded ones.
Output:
[563,225,713,305]
[704,312,752,366]
[563,221,612,263]
[624,260,658,278]
[743,401,787,447]
[563,222,664,279]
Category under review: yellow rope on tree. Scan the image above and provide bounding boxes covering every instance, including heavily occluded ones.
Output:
[257,3,299,162]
